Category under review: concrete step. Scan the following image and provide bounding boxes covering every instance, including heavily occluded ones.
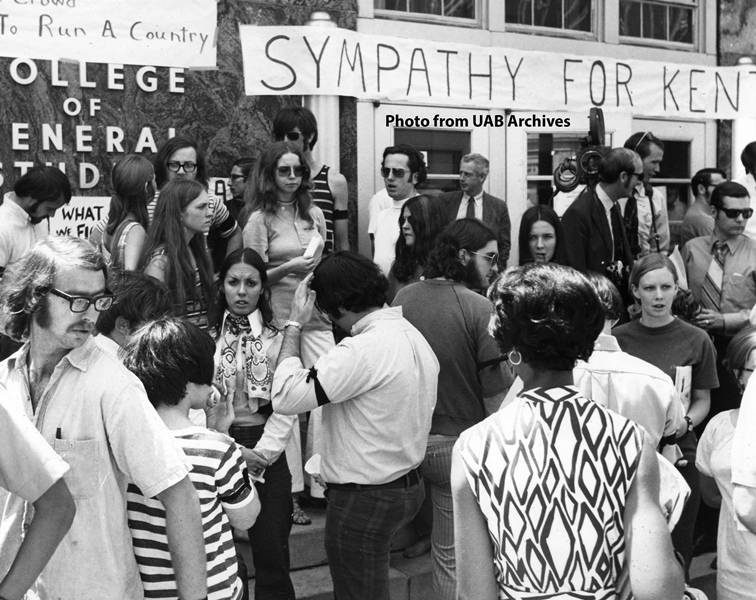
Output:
[246,552,432,600]
[235,505,419,575]
[236,503,433,600]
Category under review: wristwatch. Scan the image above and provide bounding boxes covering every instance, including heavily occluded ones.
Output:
[684,415,694,432]
[284,320,303,330]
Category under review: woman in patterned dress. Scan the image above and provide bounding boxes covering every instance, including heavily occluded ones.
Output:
[451,262,683,600]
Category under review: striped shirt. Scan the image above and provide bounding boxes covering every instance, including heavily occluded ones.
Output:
[310,165,334,254]
[127,427,254,600]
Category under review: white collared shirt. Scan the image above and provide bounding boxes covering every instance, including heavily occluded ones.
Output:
[272,306,439,485]
[455,190,484,221]
[0,192,49,272]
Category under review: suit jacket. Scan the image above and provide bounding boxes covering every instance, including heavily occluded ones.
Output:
[561,186,634,279]
[439,190,511,266]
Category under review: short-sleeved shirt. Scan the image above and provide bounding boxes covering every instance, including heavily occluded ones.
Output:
[393,279,511,435]
[242,207,330,332]
[272,306,439,485]
[0,194,49,274]
[0,391,68,502]
[697,411,756,600]
[0,336,190,599]
[127,427,254,600]
[613,317,719,391]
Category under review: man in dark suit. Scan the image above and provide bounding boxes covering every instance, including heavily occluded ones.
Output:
[438,153,511,268]
[561,148,643,302]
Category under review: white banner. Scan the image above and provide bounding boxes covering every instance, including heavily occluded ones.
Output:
[240,26,752,120]
[0,0,217,69]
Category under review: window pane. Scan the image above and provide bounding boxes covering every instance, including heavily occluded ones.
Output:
[669,6,693,43]
[394,128,471,192]
[376,0,408,9]
[642,3,668,40]
[534,0,561,28]
[507,0,533,25]
[619,0,642,36]
[445,0,475,18]
[655,140,689,179]
[565,0,592,31]
[409,0,442,15]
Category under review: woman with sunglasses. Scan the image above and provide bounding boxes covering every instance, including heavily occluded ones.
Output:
[388,194,450,302]
[697,327,756,600]
[614,253,718,579]
[138,179,214,330]
[243,141,333,524]
[89,155,154,272]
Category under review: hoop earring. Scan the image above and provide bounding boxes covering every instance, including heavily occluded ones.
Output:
[508,350,522,366]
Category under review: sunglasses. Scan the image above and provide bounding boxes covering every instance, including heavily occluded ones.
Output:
[49,288,116,313]
[631,171,645,181]
[230,174,246,181]
[277,165,308,177]
[470,251,499,266]
[719,207,754,219]
[380,167,409,179]
[399,214,415,227]
[285,131,302,142]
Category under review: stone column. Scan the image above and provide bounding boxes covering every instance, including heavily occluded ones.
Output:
[732,57,756,180]
[304,12,340,171]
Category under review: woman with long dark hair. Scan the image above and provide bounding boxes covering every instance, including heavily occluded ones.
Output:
[139,179,214,330]
[388,194,450,302]
[452,262,684,599]
[210,248,296,600]
[243,141,334,521]
[90,154,154,271]
[517,204,566,265]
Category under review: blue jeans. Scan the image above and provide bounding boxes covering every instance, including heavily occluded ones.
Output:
[325,481,425,600]
[230,425,295,600]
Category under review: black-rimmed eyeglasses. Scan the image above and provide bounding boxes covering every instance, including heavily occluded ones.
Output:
[49,289,115,313]
[167,161,197,173]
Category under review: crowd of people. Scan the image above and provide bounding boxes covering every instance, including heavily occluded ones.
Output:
[1,112,756,600]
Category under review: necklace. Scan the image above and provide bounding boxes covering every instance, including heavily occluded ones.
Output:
[278,199,296,212]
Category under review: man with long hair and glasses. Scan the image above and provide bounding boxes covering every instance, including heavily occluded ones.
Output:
[392,219,512,599]
[0,236,206,600]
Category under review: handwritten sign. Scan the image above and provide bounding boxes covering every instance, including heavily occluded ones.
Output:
[49,196,110,240]
[0,0,217,68]
[240,26,750,120]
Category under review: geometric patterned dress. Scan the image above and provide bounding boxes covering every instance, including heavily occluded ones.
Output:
[458,386,643,599]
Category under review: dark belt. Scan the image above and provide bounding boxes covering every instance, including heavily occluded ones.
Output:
[326,468,421,491]
[229,424,266,434]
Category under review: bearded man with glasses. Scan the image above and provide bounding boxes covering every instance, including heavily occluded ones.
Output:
[0,236,207,600]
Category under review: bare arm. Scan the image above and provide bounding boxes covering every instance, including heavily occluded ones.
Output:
[623,437,685,600]
[451,441,498,600]
[156,476,207,600]
[699,473,722,508]
[687,387,710,428]
[143,253,168,284]
[122,225,147,272]
[330,171,350,252]
[0,479,76,600]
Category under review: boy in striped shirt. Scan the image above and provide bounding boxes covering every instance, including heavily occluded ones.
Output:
[122,317,260,600]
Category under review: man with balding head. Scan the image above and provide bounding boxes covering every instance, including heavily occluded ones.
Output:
[439,153,510,268]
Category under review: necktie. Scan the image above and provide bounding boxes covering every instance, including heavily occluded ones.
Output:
[610,203,625,263]
[701,241,726,311]
[466,196,476,219]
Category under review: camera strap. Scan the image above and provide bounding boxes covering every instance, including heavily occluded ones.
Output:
[644,184,662,254]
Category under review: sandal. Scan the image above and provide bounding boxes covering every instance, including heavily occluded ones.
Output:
[292,498,312,526]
